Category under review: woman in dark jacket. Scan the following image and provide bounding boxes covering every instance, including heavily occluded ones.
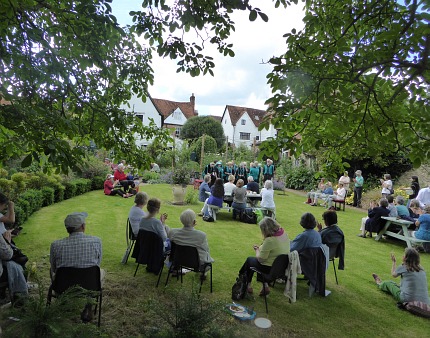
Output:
[359,198,390,238]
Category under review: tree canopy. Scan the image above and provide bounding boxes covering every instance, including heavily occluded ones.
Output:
[260,0,430,169]
[1,0,289,172]
[180,116,225,149]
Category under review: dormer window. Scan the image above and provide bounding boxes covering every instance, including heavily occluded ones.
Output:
[241,119,246,125]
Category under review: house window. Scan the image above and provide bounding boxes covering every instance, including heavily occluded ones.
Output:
[240,132,250,140]
[256,136,260,141]
[135,114,144,122]
[225,119,227,124]
[175,127,181,137]
[241,119,246,125]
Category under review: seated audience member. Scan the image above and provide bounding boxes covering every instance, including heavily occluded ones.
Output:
[372,249,429,305]
[200,178,224,218]
[169,209,214,274]
[358,198,390,238]
[310,182,333,206]
[198,175,211,202]
[104,174,130,198]
[223,175,236,208]
[305,178,326,204]
[358,200,377,236]
[413,204,430,241]
[260,180,275,210]
[395,196,415,222]
[128,192,149,237]
[246,176,260,194]
[317,210,344,269]
[338,171,350,194]
[380,174,393,197]
[238,217,289,296]
[416,184,430,208]
[150,163,160,173]
[387,195,398,217]
[232,179,247,220]
[0,193,14,235]
[323,183,346,209]
[139,198,170,250]
[290,213,322,253]
[409,199,422,218]
[114,163,135,194]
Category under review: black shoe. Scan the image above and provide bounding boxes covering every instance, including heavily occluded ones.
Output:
[81,304,94,323]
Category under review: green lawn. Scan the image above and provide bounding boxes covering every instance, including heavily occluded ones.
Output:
[14,184,430,337]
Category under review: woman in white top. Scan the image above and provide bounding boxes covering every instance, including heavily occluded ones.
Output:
[260,180,275,209]
[223,175,236,195]
[380,174,393,197]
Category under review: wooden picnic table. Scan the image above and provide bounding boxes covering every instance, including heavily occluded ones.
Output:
[375,216,430,248]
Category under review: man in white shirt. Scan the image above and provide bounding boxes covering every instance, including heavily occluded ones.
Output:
[324,183,346,209]
[416,185,430,208]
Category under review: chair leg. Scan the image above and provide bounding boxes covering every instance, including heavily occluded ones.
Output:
[97,293,102,327]
[332,259,338,285]
[125,240,135,264]
[156,264,164,287]
[134,264,140,277]
[262,277,268,314]
[210,266,213,293]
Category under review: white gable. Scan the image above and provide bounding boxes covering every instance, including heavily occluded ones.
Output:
[164,108,187,126]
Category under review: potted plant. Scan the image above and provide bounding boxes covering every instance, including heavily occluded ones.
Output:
[171,167,190,205]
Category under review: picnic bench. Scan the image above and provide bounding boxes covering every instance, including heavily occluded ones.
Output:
[375,217,430,248]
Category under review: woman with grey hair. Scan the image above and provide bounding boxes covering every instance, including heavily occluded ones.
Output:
[260,180,275,210]
[128,192,149,236]
[169,209,214,267]
[238,217,289,296]
[290,213,322,253]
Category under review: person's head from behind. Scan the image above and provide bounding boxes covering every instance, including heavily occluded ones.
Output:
[379,198,388,208]
[403,248,422,272]
[247,176,254,182]
[0,193,9,211]
[64,212,88,234]
[259,217,281,238]
[214,178,224,187]
[117,163,124,171]
[409,199,420,209]
[147,198,161,214]
[424,204,430,214]
[387,195,394,204]
[135,192,148,207]
[343,171,348,177]
[236,179,244,188]
[300,212,316,230]
[395,195,405,206]
[250,162,255,168]
[322,210,337,227]
[355,170,362,176]
[411,175,419,184]
[383,174,391,180]
[228,174,235,183]
[180,209,196,228]
[264,180,273,190]
[204,174,211,183]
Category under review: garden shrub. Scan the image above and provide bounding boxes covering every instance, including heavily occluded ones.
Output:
[91,176,105,190]
[40,187,55,207]
[10,172,28,191]
[74,179,92,195]
[185,188,198,205]
[79,155,111,179]
[0,178,18,200]
[0,168,8,179]
[273,179,285,191]
[141,171,160,182]
[15,198,30,225]
[63,181,77,200]
[19,189,44,214]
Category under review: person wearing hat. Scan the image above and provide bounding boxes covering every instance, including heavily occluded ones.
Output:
[352,170,364,208]
[50,212,102,279]
[104,174,131,198]
[114,163,135,194]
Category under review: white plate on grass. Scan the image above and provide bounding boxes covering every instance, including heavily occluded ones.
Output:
[254,317,271,329]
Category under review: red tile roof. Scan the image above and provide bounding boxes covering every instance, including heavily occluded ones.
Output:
[224,105,268,127]
[151,94,197,120]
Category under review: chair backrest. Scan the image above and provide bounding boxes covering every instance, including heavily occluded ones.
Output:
[53,266,101,295]
[320,228,344,259]
[127,218,137,241]
[170,242,200,271]
[267,254,289,280]
[133,230,165,273]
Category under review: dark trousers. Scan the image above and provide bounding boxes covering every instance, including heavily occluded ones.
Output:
[239,257,271,283]
[119,180,135,192]
[353,186,363,207]
[263,174,273,182]
[109,190,125,197]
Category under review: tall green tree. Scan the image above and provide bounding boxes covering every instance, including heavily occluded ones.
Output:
[180,116,225,149]
[2,0,292,172]
[260,0,430,168]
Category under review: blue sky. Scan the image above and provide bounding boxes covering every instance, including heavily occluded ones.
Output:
[110,1,305,116]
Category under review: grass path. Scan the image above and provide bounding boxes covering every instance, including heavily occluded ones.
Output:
[14,184,430,337]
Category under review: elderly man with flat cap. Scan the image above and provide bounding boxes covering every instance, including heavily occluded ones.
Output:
[50,212,102,278]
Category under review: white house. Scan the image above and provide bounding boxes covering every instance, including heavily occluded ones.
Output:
[220,105,277,148]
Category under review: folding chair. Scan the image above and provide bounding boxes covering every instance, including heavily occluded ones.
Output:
[47,266,102,327]
[121,218,137,264]
[250,254,289,313]
[133,230,167,279]
[321,228,345,285]
[299,247,326,297]
[163,242,213,293]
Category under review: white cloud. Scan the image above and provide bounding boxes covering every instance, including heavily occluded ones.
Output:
[111,1,305,115]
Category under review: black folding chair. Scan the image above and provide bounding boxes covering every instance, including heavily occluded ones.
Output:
[121,218,137,264]
[163,242,213,293]
[133,230,168,281]
[250,254,289,313]
[46,266,102,327]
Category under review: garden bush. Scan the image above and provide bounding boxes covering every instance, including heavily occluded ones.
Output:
[0,178,18,200]
[40,187,55,207]
[91,176,105,190]
[63,181,77,200]
[15,198,30,225]
[79,155,111,179]
[19,189,44,214]
[10,172,28,191]
[184,188,198,205]
[0,168,8,179]
[74,178,92,195]
[141,171,160,182]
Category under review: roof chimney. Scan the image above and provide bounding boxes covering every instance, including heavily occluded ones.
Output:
[190,93,196,114]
